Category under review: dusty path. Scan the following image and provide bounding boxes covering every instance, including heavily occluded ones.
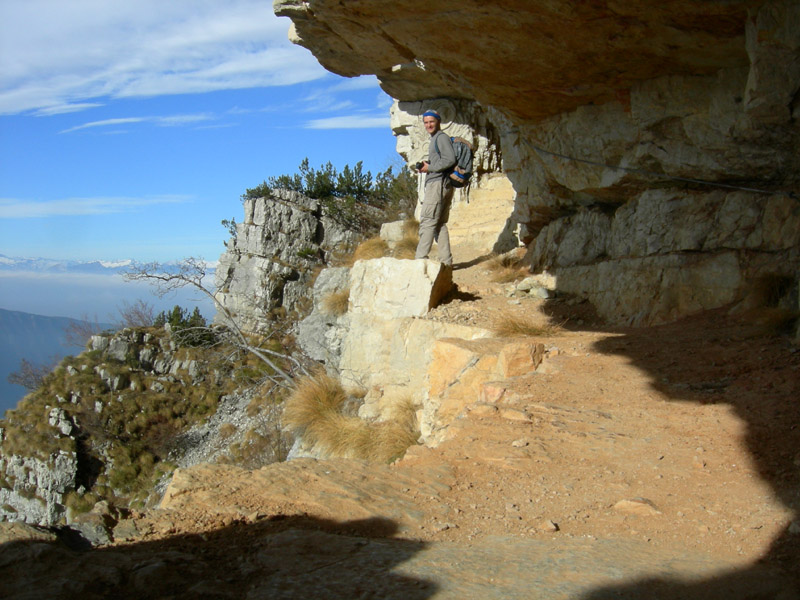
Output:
[1,246,798,598]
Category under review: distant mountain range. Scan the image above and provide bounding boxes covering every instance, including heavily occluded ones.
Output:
[0,255,219,415]
[0,254,217,276]
[0,254,134,275]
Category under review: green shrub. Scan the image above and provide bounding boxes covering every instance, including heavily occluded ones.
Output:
[243,158,417,231]
[297,246,319,260]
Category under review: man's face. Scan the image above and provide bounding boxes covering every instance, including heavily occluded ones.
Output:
[423,116,439,134]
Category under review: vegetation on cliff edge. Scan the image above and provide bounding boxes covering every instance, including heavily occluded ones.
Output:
[242,158,417,231]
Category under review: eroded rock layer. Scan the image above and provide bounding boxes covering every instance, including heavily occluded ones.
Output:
[214,190,358,333]
[276,0,800,325]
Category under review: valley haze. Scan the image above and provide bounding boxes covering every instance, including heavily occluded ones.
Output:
[0,254,216,416]
[0,253,216,320]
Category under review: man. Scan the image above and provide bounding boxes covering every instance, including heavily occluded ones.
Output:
[415,109,456,266]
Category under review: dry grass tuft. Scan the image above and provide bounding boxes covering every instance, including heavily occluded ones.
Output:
[402,218,419,237]
[283,371,347,435]
[487,252,528,283]
[745,307,800,336]
[336,220,419,265]
[392,236,419,260]
[491,268,526,283]
[491,314,564,338]
[218,423,237,440]
[376,397,420,461]
[488,252,523,270]
[344,386,368,400]
[351,237,390,263]
[283,373,419,462]
[389,219,419,260]
[390,219,420,260]
[309,412,374,458]
[737,273,799,336]
[321,287,350,316]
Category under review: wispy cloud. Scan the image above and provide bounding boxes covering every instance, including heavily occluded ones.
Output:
[0,1,326,116]
[34,102,105,116]
[60,117,147,134]
[60,114,213,134]
[326,76,383,93]
[301,75,384,113]
[0,195,191,218]
[305,115,392,130]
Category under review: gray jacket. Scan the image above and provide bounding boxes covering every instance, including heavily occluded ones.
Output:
[426,130,456,184]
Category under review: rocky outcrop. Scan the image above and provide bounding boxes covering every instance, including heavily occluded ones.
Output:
[214,189,360,334]
[422,337,545,442]
[0,327,253,528]
[168,387,288,469]
[298,258,459,397]
[296,266,351,369]
[276,0,800,326]
[297,257,555,444]
[0,451,77,526]
[526,190,800,325]
[298,257,489,432]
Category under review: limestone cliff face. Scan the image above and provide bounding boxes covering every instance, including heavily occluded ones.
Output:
[214,189,359,333]
[275,0,800,325]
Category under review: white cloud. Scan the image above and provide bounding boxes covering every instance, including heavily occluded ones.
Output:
[0,0,326,115]
[59,117,148,134]
[0,195,191,218]
[301,99,358,114]
[34,103,105,116]
[305,115,392,130]
[300,75,386,113]
[326,76,383,93]
[59,114,213,134]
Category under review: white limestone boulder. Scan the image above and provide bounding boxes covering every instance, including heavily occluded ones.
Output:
[348,258,452,318]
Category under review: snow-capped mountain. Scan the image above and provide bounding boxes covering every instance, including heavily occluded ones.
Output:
[0,254,217,275]
[0,254,134,274]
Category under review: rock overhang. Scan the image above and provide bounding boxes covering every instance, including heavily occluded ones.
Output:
[274,0,755,122]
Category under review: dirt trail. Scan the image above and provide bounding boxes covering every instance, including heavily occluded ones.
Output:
[2,245,798,599]
[416,247,800,569]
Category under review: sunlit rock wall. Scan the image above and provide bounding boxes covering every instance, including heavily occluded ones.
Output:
[275,0,800,325]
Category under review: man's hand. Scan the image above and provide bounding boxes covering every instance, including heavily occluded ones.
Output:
[420,161,429,173]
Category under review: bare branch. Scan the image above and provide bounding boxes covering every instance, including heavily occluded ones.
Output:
[7,358,56,391]
[116,299,157,329]
[123,258,307,386]
[63,314,106,348]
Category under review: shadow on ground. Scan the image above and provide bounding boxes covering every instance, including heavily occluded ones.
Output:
[0,515,436,599]
[453,253,495,271]
[541,302,800,599]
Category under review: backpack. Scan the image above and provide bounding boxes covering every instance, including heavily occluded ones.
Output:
[435,135,474,188]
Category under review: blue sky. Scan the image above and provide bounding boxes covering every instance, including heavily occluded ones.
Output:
[0,0,400,265]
